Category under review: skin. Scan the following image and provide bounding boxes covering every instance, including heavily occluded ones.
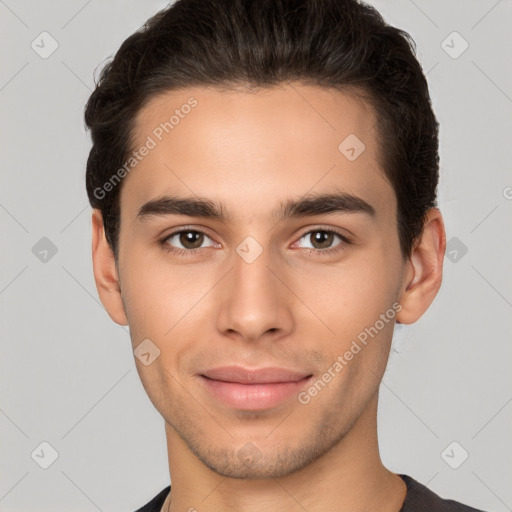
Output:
[91,83,446,512]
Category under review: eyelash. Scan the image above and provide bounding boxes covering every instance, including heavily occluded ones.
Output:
[158,227,352,258]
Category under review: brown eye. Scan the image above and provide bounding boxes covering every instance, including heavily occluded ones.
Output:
[298,230,341,250]
[178,231,204,249]
[295,229,350,255]
[163,230,214,252]
[309,230,335,249]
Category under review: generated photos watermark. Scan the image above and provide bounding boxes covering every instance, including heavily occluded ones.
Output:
[93,97,198,200]
[298,301,402,405]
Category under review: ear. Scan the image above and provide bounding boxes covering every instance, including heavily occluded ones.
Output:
[396,208,446,324]
[91,209,128,326]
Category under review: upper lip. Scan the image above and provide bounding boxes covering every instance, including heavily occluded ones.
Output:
[200,366,312,384]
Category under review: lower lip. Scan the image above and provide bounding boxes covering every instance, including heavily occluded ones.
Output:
[199,375,313,411]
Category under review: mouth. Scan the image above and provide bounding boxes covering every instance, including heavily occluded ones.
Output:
[198,366,314,411]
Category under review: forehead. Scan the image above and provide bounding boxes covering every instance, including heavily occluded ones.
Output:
[121,83,393,221]
[133,83,377,154]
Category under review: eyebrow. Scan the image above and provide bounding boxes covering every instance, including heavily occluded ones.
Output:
[137,190,376,222]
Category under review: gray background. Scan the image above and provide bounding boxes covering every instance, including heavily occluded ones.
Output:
[0,1,511,511]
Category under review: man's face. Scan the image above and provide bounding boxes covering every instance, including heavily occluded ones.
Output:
[115,84,406,478]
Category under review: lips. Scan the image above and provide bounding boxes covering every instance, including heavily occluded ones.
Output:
[199,366,313,410]
[201,366,311,384]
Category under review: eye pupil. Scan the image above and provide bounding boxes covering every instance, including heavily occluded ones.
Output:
[311,231,334,249]
[180,231,203,249]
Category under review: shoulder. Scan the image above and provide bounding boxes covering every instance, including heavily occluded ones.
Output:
[133,485,170,512]
[131,477,487,512]
[399,474,487,512]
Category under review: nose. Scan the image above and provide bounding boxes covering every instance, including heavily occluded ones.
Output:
[215,243,294,344]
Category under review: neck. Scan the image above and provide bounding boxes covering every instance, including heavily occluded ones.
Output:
[162,393,406,512]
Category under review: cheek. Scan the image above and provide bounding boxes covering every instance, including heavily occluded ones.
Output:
[118,255,187,348]
[120,256,206,408]
[293,259,399,411]
[292,251,401,337]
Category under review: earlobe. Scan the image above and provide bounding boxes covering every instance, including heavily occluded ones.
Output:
[396,208,446,325]
[91,209,129,326]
